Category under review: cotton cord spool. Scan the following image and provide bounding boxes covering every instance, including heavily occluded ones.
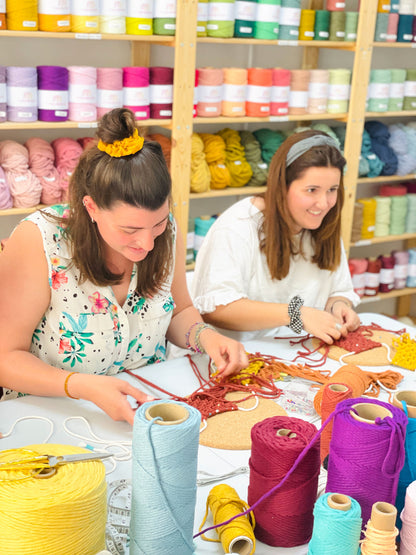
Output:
[325,397,408,528]
[0,444,107,555]
[351,201,364,243]
[246,67,272,117]
[361,501,398,554]
[327,0,345,10]
[153,0,176,35]
[271,67,291,116]
[349,257,368,297]
[344,11,359,40]
[407,248,416,287]
[299,9,315,40]
[239,130,268,186]
[327,68,351,113]
[403,69,416,111]
[37,65,69,122]
[38,0,71,32]
[406,194,416,233]
[6,66,37,123]
[25,137,61,205]
[288,69,310,115]
[368,69,391,112]
[200,484,256,555]
[122,66,149,120]
[374,12,389,41]
[234,0,256,38]
[386,12,399,41]
[392,250,409,289]
[222,67,247,117]
[378,0,391,13]
[217,128,253,187]
[126,0,153,35]
[68,66,97,123]
[197,67,223,117]
[308,69,329,114]
[71,0,100,34]
[365,257,382,296]
[374,195,391,237]
[207,0,235,38]
[397,13,414,41]
[149,66,174,119]
[314,9,330,40]
[278,0,301,41]
[5,0,37,31]
[99,0,126,35]
[0,2,5,30]
[378,253,395,292]
[248,416,320,547]
[357,197,376,239]
[197,0,208,37]
[320,383,353,464]
[398,480,416,555]
[200,133,231,189]
[96,67,123,120]
[307,493,362,554]
[329,10,346,41]
[390,194,408,235]
[0,65,6,123]
[190,133,211,193]
[253,0,280,40]
[129,400,200,555]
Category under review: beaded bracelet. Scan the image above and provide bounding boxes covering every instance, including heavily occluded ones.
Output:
[194,323,217,355]
[185,322,206,353]
[64,372,79,400]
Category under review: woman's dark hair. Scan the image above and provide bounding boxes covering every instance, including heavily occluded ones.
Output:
[60,108,173,297]
[259,129,346,280]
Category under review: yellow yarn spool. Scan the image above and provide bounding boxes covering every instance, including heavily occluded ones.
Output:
[0,444,107,555]
[217,128,253,188]
[200,483,256,555]
[6,0,38,31]
[200,133,231,189]
[191,133,211,193]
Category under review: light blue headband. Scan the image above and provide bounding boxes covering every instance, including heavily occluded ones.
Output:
[286,134,341,167]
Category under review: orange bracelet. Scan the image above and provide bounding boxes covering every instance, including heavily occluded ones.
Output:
[64,372,79,400]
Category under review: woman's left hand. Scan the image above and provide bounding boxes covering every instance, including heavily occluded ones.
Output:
[198,328,249,378]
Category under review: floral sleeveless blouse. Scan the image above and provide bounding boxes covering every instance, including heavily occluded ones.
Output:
[0,205,175,401]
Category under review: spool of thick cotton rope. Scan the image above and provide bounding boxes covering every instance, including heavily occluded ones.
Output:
[365,257,382,296]
[406,248,416,287]
[234,0,256,38]
[149,66,174,119]
[278,0,301,41]
[254,0,280,40]
[389,194,408,235]
[6,66,37,123]
[37,66,69,122]
[351,201,364,243]
[406,194,416,233]
[217,127,253,187]
[374,12,389,41]
[96,67,123,119]
[197,0,208,37]
[299,9,315,40]
[207,0,235,38]
[0,2,5,30]
[190,133,211,193]
[308,69,329,114]
[357,197,377,239]
[403,69,416,111]
[200,133,231,189]
[153,0,176,35]
[314,9,330,40]
[239,130,268,186]
[329,10,345,41]
[126,0,153,35]
[271,68,291,116]
[288,69,310,115]
[397,13,414,42]
[374,195,391,237]
[197,67,223,117]
[378,254,395,292]
[368,69,391,112]
[38,0,71,32]
[390,0,399,14]
[388,68,406,110]
[386,12,399,42]
[6,0,37,31]
[0,66,5,123]
[349,258,368,297]
[327,69,351,113]
[327,0,345,10]
[68,66,97,123]
[222,67,247,117]
[71,0,100,34]
[344,11,358,41]
[246,67,272,117]
[99,0,126,34]
[122,66,149,120]
[392,250,409,289]
[377,0,390,13]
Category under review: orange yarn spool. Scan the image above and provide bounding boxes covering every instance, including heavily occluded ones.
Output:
[38,0,71,33]
[222,68,247,117]
[246,68,272,117]
[288,69,310,115]
[0,13,6,30]
[320,382,353,463]
[197,68,223,117]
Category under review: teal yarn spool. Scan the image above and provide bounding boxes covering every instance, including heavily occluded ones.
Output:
[368,69,391,112]
[130,400,201,555]
[397,14,414,42]
[207,0,235,38]
[314,10,330,40]
[308,493,362,555]
[278,0,301,41]
[388,68,406,111]
[374,12,389,41]
[344,11,358,41]
[390,1,399,13]
[194,215,216,256]
[406,248,416,287]
[234,0,257,38]
[153,0,176,36]
[403,69,416,111]
[254,0,280,40]
[329,11,346,41]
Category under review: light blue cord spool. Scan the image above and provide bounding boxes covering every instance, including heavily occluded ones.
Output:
[130,400,201,555]
[406,248,416,287]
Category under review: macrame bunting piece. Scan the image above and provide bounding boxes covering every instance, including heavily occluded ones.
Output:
[391,333,416,371]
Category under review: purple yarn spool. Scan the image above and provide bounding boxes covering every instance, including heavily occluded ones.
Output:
[0,66,6,123]
[6,66,38,122]
[37,66,69,122]
[326,397,407,527]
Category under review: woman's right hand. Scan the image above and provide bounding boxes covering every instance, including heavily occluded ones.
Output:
[300,306,343,344]
[69,373,155,425]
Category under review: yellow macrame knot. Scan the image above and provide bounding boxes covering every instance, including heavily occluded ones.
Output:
[97,128,144,158]
[392,333,416,371]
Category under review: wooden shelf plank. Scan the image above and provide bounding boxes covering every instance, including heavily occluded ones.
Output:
[365,110,416,118]
[0,119,172,130]
[0,29,174,44]
[197,37,355,49]
[357,174,416,184]
[190,186,265,199]
[0,205,46,216]
[352,233,416,247]
[373,41,416,48]
[193,113,348,124]
[360,288,416,303]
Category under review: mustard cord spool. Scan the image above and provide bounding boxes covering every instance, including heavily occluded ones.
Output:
[0,444,107,555]
[200,483,256,555]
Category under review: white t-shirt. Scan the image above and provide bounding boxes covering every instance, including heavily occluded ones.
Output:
[191,197,359,342]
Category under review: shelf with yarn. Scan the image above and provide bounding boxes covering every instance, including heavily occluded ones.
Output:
[352,233,416,247]
[197,37,356,50]
[0,119,173,130]
[372,42,416,49]
[193,113,348,124]
[365,110,416,118]
[357,174,416,184]
[0,30,175,45]
[360,287,416,304]
[190,185,264,199]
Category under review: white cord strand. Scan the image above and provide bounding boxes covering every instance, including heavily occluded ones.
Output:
[0,415,54,443]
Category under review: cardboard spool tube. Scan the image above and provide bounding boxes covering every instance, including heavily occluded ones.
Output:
[350,402,392,424]
[370,501,397,531]
[277,428,297,438]
[392,390,416,419]
[329,383,349,393]
[327,493,352,512]
[228,535,254,555]
[145,402,189,425]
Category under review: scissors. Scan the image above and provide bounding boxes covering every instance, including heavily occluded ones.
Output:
[0,449,113,478]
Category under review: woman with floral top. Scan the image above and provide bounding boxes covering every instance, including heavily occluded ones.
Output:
[0,108,248,424]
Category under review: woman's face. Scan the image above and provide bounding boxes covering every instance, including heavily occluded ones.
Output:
[286,166,341,234]
[86,198,170,264]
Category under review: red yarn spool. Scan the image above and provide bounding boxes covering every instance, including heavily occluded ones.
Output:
[378,253,395,293]
[365,257,382,296]
[248,416,320,547]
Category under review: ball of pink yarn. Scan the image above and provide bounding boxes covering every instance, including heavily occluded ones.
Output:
[77,136,97,151]
[0,165,13,209]
[25,137,62,205]
[0,140,42,208]
[51,137,84,202]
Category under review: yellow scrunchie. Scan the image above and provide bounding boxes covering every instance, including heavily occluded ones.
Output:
[97,128,144,158]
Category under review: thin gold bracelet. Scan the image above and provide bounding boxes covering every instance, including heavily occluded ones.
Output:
[64,372,79,400]
[330,299,352,314]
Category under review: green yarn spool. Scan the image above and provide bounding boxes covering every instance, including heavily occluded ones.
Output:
[239,130,268,186]
[374,196,391,237]
[207,0,235,38]
[314,10,330,40]
[388,69,406,111]
[197,0,208,37]
[368,69,391,112]
[327,69,351,113]
[253,128,285,164]
[406,195,416,233]
[403,69,416,111]
[344,11,358,41]
[278,0,301,41]
[153,0,176,36]
[374,12,388,42]
[234,0,257,38]
[389,195,407,235]
[254,0,280,40]
[329,10,346,41]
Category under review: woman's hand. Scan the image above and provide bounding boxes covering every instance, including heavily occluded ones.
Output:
[331,302,361,333]
[300,306,346,344]
[198,328,249,378]
[70,374,155,425]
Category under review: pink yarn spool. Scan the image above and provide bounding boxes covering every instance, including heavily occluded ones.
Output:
[348,258,368,297]
[271,68,291,117]
[97,67,123,120]
[25,137,61,205]
[197,67,223,117]
[326,0,345,10]
[0,140,42,208]
[68,66,97,122]
[386,13,399,42]
[122,66,150,120]
[6,66,38,123]
[149,66,174,119]
[193,69,199,117]
[0,165,13,209]
[392,250,409,289]
[378,253,395,293]
[51,137,83,202]
[0,66,6,123]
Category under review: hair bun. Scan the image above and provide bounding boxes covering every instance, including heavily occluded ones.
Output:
[97,108,138,145]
